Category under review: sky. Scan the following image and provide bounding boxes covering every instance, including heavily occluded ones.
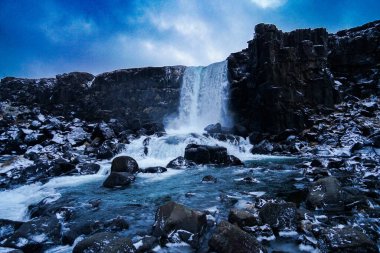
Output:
[0,0,379,78]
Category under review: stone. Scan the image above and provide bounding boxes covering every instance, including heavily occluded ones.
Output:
[204,123,222,134]
[166,156,195,169]
[184,144,228,165]
[306,177,343,211]
[111,156,139,173]
[140,166,167,173]
[228,209,258,228]
[152,201,207,248]
[3,216,61,252]
[73,232,135,253]
[201,175,217,183]
[318,227,378,253]
[259,202,297,232]
[208,220,266,253]
[103,172,135,188]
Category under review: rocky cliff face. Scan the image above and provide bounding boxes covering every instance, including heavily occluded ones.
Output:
[1,21,379,136]
[228,20,379,135]
[0,67,185,130]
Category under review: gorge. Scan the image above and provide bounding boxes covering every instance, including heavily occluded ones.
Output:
[0,20,379,253]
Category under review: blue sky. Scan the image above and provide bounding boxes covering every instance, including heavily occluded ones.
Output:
[0,0,379,78]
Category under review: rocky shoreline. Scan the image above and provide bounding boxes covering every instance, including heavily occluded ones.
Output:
[0,20,379,253]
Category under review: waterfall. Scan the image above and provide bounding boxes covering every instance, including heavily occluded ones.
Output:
[119,61,253,168]
[167,60,231,133]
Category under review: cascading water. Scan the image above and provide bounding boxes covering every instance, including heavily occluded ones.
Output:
[167,60,231,133]
[120,60,253,168]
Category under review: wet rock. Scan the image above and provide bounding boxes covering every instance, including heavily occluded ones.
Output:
[259,202,297,232]
[78,163,100,175]
[208,220,266,253]
[228,209,258,228]
[201,175,217,183]
[96,140,121,160]
[140,166,167,173]
[226,155,244,166]
[184,144,229,165]
[166,156,195,169]
[103,172,135,188]
[0,219,24,241]
[204,123,222,134]
[111,156,139,174]
[318,227,378,253]
[306,177,343,211]
[3,216,61,253]
[62,221,104,245]
[327,159,345,169]
[135,236,158,253]
[152,201,207,248]
[310,159,323,167]
[91,122,116,142]
[251,140,273,154]
[73,232,135,253]
[50,158,76,176]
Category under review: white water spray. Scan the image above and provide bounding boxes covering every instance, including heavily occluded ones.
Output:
[167,61,231,133]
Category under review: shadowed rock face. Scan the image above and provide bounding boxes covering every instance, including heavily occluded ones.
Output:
[0,67,185,130]
[228,20,380,134]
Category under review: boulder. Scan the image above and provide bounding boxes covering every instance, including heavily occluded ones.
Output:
[0,219,24,241]
[204,123,222,134]
[152,201,207,248]
[140,166,167,173]
[184,144,229,165]
[73,232,135,253]
[111,156,139,173]
[166,156,195,169]
[306,177,343,211]
[78,163,100,175]
[318,227,378,253]
[103,172,135,188]
[91,122,116,141]
[228,209,258,228]
[259,202,297,232]
[201,175,217,183]
[208,220,266,253]
[3,216,61,252]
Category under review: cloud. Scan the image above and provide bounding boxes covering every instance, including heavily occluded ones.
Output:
[250,0,286,8]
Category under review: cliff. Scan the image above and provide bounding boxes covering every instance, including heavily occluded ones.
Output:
[228,20,379,134]
[1,20,379,135]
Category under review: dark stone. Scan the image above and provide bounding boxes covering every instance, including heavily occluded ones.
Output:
[259,202,297,232]
[152,201,207,248]
[201,175,217,183]
[140,166,167,173]
[251,140,273,154]
[78,163,100,175]
[318,227,378,253]
[91,122,116,141]
[0,219,24,241]
[310,159,323,167]
[111,156,139,173]
[226,155,244,166]
[135,236,158,253]
[166,156,195,169]
[204,123,222,134]
[3,216,61,253]
[208,220,266,253]
[306,177,343,211]
[184,144,229,165]
[50,158,76,176]
[103,172,135,188]
[228,209,258,227]
[72,232,136,253]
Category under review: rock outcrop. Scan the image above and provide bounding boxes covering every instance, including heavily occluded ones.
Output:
[228,20,379,134]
